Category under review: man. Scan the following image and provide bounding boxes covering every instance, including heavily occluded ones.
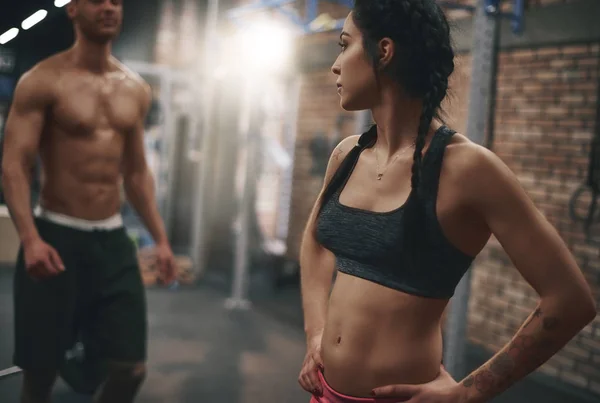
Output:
[1,1,176,402]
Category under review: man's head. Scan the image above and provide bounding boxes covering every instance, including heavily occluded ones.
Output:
[67,0,123,44]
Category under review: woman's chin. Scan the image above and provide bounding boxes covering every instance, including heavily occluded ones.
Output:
[341,99,363,112]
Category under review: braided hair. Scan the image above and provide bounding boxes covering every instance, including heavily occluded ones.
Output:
[319,0,455,269]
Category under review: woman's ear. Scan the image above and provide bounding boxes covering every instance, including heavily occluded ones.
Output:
[378,37,395,70]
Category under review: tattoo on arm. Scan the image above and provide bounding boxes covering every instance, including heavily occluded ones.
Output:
[462,307,561,398]
[523,307,542,329]
[333,147,343,161]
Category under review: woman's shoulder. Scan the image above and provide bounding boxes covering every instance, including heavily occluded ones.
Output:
[444,132,502,170]
[330,134,361,163]
[321,134,361,184]
[443,132,522,202]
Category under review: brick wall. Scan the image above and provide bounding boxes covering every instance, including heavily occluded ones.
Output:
[459,43,600,394]
[443,0,580,18]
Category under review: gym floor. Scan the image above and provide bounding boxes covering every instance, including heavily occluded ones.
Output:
[0,266,597,403]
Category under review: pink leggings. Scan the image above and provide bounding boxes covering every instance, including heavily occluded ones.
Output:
[309,371,400,403]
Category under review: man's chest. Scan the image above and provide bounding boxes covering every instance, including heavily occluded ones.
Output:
[51,77,141,135]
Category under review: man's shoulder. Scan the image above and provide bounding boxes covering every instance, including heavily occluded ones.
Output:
[26,52,68,78]
[111,58,151,98]
[14,54,67,102]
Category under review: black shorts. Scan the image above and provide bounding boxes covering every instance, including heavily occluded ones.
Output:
[13,217,147,372]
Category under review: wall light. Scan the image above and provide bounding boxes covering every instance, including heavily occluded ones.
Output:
[0,28,19,45]
[55,0,72,8]
[22,10,48,31]
[233,20,294,75]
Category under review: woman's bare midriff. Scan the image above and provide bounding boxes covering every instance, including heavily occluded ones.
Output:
[321,272,449,398]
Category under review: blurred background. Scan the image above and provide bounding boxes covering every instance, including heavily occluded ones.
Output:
[0,0,598,402]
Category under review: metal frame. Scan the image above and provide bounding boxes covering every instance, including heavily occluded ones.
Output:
[122,60,198,254]
[443,0,503,379]
[226,0,525,35]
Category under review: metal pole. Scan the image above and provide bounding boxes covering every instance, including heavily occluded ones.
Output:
[443,0,500,380]
[276,77,302,242]
[191,0,220,276]
[355,110,372,134]
[225,77,257,310]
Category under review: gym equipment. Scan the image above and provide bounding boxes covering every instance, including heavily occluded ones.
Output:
[59,342,106,396]
[226,0,524,35]
[0,366,22,380]
[569,50,600,240]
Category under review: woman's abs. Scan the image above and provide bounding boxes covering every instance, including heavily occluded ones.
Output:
[320,272,448,398]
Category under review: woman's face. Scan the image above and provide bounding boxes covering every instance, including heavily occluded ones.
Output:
[331,12,380,111]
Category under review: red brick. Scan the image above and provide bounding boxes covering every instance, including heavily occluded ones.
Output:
[562,344,592,360]
[563,46,593,56]
[545,106,569,117]
[561,94,585,104]
[548,354,576,369]
[536,47,562,58]
[550,59,576,69]
[535,71,558,81]
[561,371,588,388]
[571,82,597,91]
[572,108,597,118]
[511,49,537,61]
[538,364,560,377]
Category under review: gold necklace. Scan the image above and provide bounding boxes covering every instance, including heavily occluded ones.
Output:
[374,141,415,180]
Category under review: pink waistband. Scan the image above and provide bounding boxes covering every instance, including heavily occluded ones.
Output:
[313,371,400,403]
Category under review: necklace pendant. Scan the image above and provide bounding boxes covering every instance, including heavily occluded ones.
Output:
[377,173,383,180]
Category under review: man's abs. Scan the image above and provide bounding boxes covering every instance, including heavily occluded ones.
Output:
[320,272,448,397]
[39,136,124,220]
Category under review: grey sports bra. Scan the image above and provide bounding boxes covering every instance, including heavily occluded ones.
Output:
[315,126,474,299]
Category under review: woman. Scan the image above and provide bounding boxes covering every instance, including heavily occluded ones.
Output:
[297,1,596,403]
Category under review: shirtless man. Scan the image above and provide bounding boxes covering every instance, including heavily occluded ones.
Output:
[1,1,176,402]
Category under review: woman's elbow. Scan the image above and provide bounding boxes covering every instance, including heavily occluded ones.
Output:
[558,288,597,326]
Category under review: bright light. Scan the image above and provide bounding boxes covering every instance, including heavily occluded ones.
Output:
[55,0,72,7]
[234,21,294,74]
[0,28,19,45]
[22,10,48,30]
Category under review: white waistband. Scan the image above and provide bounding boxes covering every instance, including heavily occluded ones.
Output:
[34,206,123,231]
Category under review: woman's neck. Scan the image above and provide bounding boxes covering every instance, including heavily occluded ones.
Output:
[370,83,427,160]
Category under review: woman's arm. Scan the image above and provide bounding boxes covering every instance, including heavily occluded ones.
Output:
[456,144,596,403]
[300,135,358,343]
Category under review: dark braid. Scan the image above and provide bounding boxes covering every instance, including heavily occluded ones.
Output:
[351,0,455,268]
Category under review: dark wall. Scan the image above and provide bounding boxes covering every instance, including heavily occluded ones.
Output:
[113,0,161,62]
[6,0,161,76]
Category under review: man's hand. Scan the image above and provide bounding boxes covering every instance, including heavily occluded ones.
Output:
[23,238,65,280]
[371,364,465,403]
[155,242,177,285]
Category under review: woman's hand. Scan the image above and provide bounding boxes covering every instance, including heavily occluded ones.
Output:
[371,365,464,403]
[298,333,325,396]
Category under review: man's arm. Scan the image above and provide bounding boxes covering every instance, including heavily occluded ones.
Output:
[1,70,51,245]
[457,145,596,403]
[121,81,169,246]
